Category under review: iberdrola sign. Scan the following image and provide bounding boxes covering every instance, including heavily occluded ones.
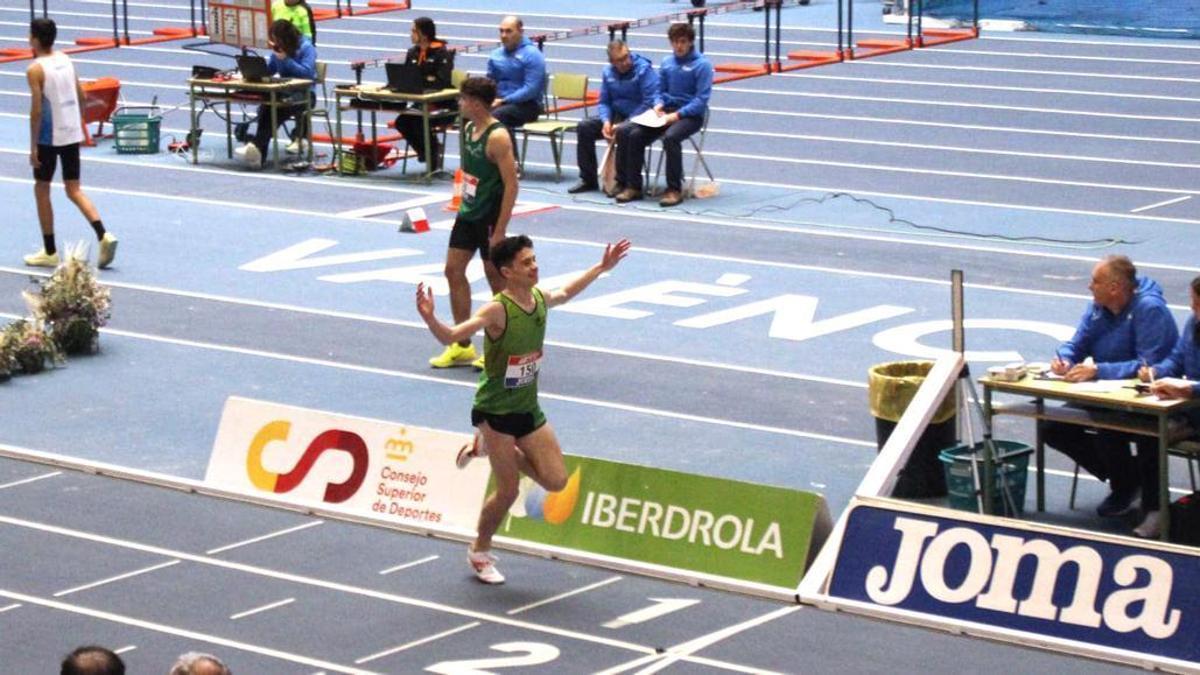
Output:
[497,455,831,593]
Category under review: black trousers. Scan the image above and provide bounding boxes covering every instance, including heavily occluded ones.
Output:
[394,112,441,165]
[492,99,541,159]
[574,116,624,185]
[1042,421,1149,501]
[252,93,314,161]
[615,115,703,192]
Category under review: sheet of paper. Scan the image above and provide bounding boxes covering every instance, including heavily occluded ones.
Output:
[1070,380,1127,393]
[630,109,667,128]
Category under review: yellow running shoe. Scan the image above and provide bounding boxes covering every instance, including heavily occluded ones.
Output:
[429,342,477,368]
[472,354,485,371]
[23,249,59,268]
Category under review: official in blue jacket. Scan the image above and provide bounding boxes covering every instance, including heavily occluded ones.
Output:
[1134,276,1200,537]
[568,41,658,195]
[486,16,545,151]
[236,20,317,167]
[615,22,711,207]
[1044,255,1178,522]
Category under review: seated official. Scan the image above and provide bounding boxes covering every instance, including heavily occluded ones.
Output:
[1044,255,1177,526]
[568,40,657,195]
[393,16,454,170]
[235,20,316,167]
[1135,275,1200,538]
[486,15,545,149]
[615,22,711,207]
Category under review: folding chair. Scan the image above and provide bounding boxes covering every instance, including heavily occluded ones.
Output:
[309,62,334,158]
[1067,437,1200,510]
[518,72,590,180]
[644,108,714,197]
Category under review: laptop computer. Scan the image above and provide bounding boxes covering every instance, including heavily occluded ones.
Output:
[237,55,271,83]
[384,62,425,94]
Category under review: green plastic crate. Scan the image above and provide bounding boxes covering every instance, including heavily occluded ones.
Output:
[112,106,161,154]
[939,440,1033,517]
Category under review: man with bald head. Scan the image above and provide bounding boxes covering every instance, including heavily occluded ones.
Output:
[60,646,124,675]
[1044,255,1178,520]
[486,15,545,156]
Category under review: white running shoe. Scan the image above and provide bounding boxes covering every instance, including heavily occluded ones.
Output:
[455,431,486,469]
[98,233,118,269]
[286,138,309,155]
[23,249,59,268]
[468,546,504,584]
[1133,510,1161,539]
[235,143,262,167]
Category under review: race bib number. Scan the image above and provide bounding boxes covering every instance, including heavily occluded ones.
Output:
[504,351,542,389]
[463,172,479,201]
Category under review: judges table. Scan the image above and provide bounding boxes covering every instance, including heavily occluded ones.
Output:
[982,374,1200,541]
[188,77,314,169]
[333,84,459,181]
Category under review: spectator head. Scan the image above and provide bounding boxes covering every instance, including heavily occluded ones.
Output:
[607,40,633,74]
[29,18,56,51]
[1089,255,1137,312]
[411,17,437,46]
[270,19,301,55]
[490,235,535,281]
[168,652,232,675]
[1190,276,1200,322]
[667,22,695,57]
[498,16,523,50]
[458,76,496,116]
[60,646,124,675]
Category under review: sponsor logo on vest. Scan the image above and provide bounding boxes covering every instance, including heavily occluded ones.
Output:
[866,516,1181,639]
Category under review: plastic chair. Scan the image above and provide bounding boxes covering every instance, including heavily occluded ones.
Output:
[518,72,589,180]
[1068,437,1200,510]
[310,62,334,155]
[644,107,714,197]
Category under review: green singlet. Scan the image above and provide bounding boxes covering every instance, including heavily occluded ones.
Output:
[458,120,505,222]
[271,0,313,38]
[473,288,547,422]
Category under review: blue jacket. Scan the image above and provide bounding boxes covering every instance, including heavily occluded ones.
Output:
[1152,315,1200,390]
[1055,276,1179,380]
[487,37,545,105]
[656,48,712,120]
[598,52,658,122]
[269,36,317,89]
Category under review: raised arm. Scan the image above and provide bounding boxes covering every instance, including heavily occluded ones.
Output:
[416,283,505,344]
[544,239,631,308]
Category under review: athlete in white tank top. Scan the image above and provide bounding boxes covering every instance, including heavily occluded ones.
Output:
[35,51,84,147]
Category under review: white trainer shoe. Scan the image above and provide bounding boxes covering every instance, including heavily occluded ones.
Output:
[235,143,262,167]
[468,546,504,584]
[286,138,309,155]
[455,431,486,469]
[1133,510,1161,539]
[23,249,59,268]
[98,233,118,269]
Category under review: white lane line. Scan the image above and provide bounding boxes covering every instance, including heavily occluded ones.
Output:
[87,326,873,446]
[113,645,137,655]
[0,513,658,655]
[206,521,324,555]
[855,59,1200,84]
[629,605,803,675]
[0,471,62,490]
[354,622,481,665]
[230,597,296,620]
[0,603,21,613]
[0,589,374,674]
[53,560,182,597]
[1130,195,1193,214]
[506,575,624,616]
[336,195,446,219]
[378,554,439,575]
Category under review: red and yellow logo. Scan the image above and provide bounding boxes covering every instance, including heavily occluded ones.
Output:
[245,420,368,503]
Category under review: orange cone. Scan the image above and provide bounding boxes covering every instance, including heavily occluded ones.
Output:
[444,168,463,212]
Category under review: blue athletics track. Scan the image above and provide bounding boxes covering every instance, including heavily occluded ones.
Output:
[0,0,1197,671]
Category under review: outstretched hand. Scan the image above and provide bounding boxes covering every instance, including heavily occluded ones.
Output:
[415,283,435,320]
[599,239,632,272]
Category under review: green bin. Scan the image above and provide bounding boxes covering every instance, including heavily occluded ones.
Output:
[939,440,1032,517]
[112,106,161,154]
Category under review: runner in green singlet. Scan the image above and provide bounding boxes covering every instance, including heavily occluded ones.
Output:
[416,234,632,584]
[429,77,518,371]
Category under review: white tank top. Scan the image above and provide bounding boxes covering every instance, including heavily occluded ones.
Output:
[36,51,84,147]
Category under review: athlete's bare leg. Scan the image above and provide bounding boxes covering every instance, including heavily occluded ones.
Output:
[515,423,567,493]
[64,179,100,223]
[443,247,475,347]
[472,421,521,552]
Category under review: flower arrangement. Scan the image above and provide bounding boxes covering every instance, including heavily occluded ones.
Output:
[0,319,63,375]
[23,242,111,355]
